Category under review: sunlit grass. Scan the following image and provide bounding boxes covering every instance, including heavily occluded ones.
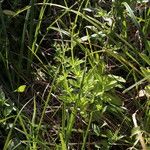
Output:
[0,0,150,149]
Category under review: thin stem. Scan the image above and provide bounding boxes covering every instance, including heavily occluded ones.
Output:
[81,112,93,150]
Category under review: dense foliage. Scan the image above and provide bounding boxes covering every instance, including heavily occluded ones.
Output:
[0,0,150,149]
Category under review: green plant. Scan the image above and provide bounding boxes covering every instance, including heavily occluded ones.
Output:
[0,0,150,149]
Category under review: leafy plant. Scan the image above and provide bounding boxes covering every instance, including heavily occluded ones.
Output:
[0,0,150,149]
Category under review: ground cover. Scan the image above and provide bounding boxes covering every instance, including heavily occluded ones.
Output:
[0,0,150,149]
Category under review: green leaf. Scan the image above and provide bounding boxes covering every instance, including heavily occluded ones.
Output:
[122,2,140,30]
[4,107,13,117]
[108,74,126,83]
[139,53,150,65]
[0,87,6,101]
[140,67,150,82]
[3,10,16,16]
[14,85,26,93]
[145,84,150,97]
[131,126,141,137]
[59,133,67,150]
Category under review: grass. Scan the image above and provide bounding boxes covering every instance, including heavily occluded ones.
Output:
[0,0,150,149]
